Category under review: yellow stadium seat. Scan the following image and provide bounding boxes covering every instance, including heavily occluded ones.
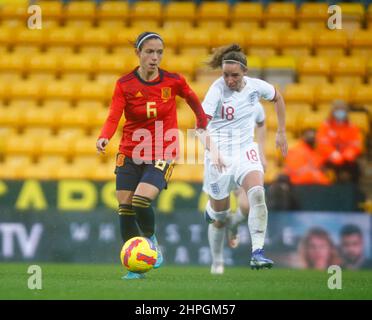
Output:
[0,53,26,81]
[56,106,92,129]
[176,106,195,131]
[0,27,12,53]
[94,54,126,84]
[279,30,313,58]
[350,85,372,105]
[196,1,230,29]
[209,29,245,51]
[26,155,67,180]
[331,57,366,85]
[35,1,63,27]
[297,3,329,30]
[7,99,39,109]
[283,84,315,106]
[188,82,212,101]
[348,111,370,135]
[0,155,33,180]
[163,2,195,29]
[130,1,162,29]
[40,134,75,157]
[314,84,351,105]
[64,1,96,28]
[338,3,364,34]
[23,105,56,127]
[76,101,107,113]
[0,3,28,27]
[4,133,40,157]
[297,57,331,85]
[178,29,211,56]
[45,28,79,54]
[161,55,195,82]
[264,160,282,184]
[171,164,204,183]
[368,60,372,84]
[60,54,95,82]
[73,155,103,168]
[0,105,24,127]
[72,135,100,156]
[230,3,262,30]
[314,31,348,57]
[299,109,329,131]
[349,30,372,58]
[77,82,108,104]
[264,3,296,30]
[88,162,114,181]
[78,28,111,55]
[56,127,86,141]
[0,81,11,101]
[23,127,53,137]
[96,1,129,28]
[152,28,179,54]
[12,28,46,54]
[43,81,77,103]
[110,27,142,52]
[9,80,42,101]
[245,30,279,57]
[25,54,59,81]
[53,162,91,179]
[264,56,297,90]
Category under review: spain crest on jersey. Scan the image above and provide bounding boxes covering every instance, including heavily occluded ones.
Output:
[161,87,171,100]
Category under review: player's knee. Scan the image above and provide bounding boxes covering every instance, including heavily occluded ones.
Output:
[205,201,229,227]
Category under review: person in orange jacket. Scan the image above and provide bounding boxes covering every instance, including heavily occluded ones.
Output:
[284,128,331,185]
[316,100,363,183]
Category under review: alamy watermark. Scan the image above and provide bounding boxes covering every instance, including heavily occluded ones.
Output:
[328,5,342,30]
[27,265,42,290]
[27,5,42,29]
[327,265,342,290]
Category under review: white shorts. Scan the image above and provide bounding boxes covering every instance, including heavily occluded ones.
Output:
[202,142,264,200]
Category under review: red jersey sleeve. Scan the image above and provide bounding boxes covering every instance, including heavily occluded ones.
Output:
[177,75,208,129]
[99,81,126,140]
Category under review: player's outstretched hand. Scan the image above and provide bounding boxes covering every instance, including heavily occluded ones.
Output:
[276,131,288,157]
[96,138,109,154]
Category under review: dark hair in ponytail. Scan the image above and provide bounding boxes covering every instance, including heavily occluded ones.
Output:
[207,44,247,70]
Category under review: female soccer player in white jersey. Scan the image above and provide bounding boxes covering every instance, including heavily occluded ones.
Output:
[201,44,288,274]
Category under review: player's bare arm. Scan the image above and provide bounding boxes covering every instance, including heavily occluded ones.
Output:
[272,89,288,157]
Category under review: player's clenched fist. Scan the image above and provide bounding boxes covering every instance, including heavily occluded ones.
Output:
[96,138,109,154]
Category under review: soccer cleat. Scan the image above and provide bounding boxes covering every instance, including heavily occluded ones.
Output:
[210,262,224,275]
[149,235,163,269]
[122,271,145,280]
[250,249,274,270]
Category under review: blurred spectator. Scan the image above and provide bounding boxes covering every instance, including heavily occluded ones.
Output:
[298,227,341,270]
[284,128,331,185]
[316,100,363,183]
[340,224,372,270]
[266,174,300,211]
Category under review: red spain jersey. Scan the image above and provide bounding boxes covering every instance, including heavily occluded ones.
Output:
[99,67,208,161]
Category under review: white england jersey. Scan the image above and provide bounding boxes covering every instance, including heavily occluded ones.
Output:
[202,76,275,158]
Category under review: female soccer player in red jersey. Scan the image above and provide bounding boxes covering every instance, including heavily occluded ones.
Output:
[96,32,211,280]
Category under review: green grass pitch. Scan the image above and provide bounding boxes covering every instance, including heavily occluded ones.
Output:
[0,263,371,300]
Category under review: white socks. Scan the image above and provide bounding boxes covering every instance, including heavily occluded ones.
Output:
[208,223,225,265]
[247,186,268,252]
[206,202,229,265]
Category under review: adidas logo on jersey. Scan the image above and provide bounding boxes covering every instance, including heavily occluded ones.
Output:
[135,91,143,98]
